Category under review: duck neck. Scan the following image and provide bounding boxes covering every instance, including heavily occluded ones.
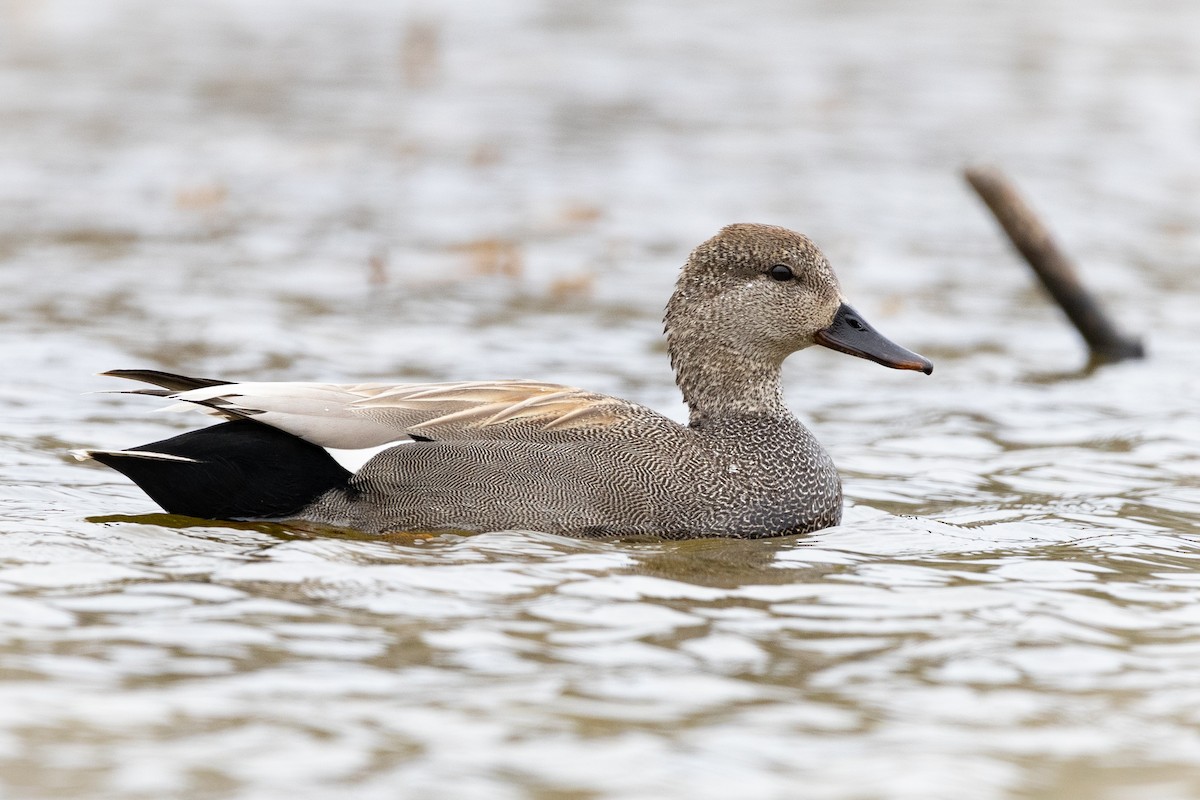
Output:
[669,339,790,428]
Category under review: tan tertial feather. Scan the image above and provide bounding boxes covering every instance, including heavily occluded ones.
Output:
[157,379,654,449]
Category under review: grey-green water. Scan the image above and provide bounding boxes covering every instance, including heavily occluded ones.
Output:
[3,1,1200,797]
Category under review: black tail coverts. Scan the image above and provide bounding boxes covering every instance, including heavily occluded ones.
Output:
[90,420,351,520]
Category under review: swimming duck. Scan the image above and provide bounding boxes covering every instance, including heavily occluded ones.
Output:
[77,224,931,538]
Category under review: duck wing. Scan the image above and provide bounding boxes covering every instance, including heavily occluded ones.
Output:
[103,370,677,450]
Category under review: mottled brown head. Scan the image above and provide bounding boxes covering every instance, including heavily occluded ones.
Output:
[664,223,931,420]
[665,223,844,364]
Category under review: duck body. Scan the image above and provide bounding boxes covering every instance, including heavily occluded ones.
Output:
[78,224,930,539]
[311,411,841,538]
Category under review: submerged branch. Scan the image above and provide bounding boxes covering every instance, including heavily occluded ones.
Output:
[964,165,1144,366]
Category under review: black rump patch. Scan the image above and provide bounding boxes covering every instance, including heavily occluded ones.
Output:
[90,420,352,521]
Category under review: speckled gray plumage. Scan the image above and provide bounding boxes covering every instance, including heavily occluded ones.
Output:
[306,412,842,538]
[86,223,930,539]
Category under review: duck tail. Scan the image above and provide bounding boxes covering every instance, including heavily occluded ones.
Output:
[74,419,352,521]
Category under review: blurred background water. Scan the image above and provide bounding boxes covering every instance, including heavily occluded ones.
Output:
[3,0,1200,797]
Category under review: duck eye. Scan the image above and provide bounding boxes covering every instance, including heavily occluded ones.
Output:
[768,264,794,281]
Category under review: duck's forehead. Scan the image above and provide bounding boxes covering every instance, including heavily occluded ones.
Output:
[715,224,821,262]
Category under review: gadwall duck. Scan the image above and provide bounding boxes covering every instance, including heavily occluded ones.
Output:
[77,224,931,539]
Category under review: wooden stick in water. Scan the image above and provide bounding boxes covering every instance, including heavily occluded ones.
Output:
[963,166,1145,365]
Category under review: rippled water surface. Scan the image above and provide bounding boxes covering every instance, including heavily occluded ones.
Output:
[4,1,1200,797]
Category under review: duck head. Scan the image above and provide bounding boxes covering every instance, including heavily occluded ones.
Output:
[664,223,931,419]
[666,223,932,373]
